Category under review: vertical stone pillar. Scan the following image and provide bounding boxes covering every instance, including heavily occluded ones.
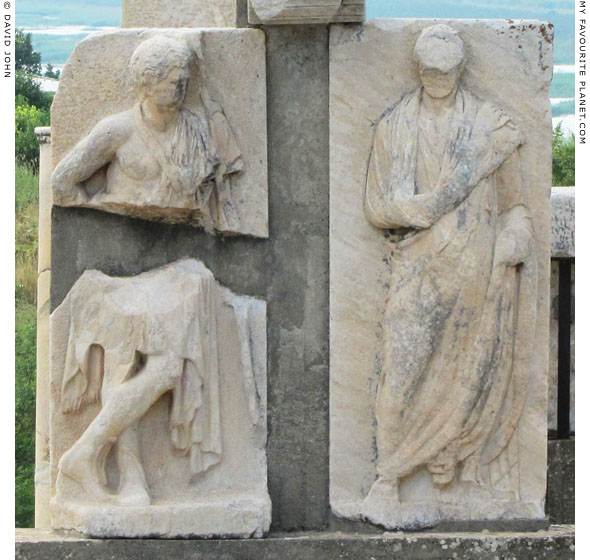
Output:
[34,126,52,529]
[264,26,330,531]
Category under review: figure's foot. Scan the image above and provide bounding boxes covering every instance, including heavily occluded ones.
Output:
[116,446,151,507]
[361,477,400,522]
[361,477,441,530]
[365,477,400,505]
[429,464,456,486]
[57,445,113,503]
[116,487,151,507]
[458,479,494,501]
[116,471,151,507]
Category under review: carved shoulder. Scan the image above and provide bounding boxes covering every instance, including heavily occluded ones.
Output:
[478,98,524,147]
[52,109,136,204]
[84,109,135,154]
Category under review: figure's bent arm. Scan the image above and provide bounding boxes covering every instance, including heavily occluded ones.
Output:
[364,163,477,231]
[365,104,524,231]
[364,131,432,230]
[493,149,534,267]
[51,113,132,204]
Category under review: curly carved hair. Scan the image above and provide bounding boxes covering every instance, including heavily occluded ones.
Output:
[130,36,193,92]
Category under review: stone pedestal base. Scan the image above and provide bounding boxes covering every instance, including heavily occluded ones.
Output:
[50,493,271,538]
[16,527,574,559]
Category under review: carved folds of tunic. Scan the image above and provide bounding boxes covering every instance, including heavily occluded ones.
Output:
[330,20,551,529]
[50,29,268,237]
[50,260,270,537]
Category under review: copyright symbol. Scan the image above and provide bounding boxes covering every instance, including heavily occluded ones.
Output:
[4,2,10,9]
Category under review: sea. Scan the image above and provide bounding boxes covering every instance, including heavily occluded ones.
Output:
[25,26,577,136]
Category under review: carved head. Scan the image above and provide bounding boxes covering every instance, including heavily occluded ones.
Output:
[413,25,465,99]
[130,36,192,109]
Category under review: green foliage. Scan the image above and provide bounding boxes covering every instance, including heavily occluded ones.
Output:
[15,101,50,168]
[15,163,39,311]
[15,163,39,213]
[15,70,53,111]
[552,99,574,117]
[43,63,60,80]
[15,24,44,532]
[552,125,575,186]
[16,28,41,74]
[15,302,37,528]
[15,163,39,528]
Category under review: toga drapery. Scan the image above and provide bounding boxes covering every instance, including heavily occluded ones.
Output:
[364,87,537,496]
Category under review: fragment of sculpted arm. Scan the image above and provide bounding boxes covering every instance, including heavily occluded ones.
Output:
[493,150,534,267]
[375,117,524,230]
[364,145,434,230]
[493,205,533,267]
[364,167,479,231]
[364,128,485,230]
[51,115,129,205]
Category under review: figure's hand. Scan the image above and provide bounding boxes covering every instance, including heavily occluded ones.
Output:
[51,166,88,205]
[493,226,532,268]
[393,190,434,229]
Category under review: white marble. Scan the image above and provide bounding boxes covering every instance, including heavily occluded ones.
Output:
[248,0,364,24]
[123,0,241,28]
[551,187,575,258]
[330,20,552,530]
[50,259,270,538]
[51,29,268,237]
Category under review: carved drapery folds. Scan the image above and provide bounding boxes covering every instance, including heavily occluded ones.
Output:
[50,260,270,538]
[330,20,551,530]
[50,30,268,237]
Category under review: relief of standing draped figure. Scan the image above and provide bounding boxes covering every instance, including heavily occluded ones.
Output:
[361,24,537,529]
[51,35,244,233]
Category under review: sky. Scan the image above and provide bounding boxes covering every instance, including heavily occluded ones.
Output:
[16,0,574,65]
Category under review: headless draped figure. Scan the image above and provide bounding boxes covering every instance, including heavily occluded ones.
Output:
[361,25,536,529]
[55,262,223,507]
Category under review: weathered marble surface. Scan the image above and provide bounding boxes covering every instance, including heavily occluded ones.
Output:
[51,29,268,237]
[330,20,552,530]
[551,187,575,258]
[123,0,242,28]
[50,259,270,537]
[248,0,364,24]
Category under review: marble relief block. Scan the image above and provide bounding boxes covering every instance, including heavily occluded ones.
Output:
[330,20,552,530]
[49,259,270,537]
[51,29,268,237]
[248,0,364,24]
[122,0,240,28]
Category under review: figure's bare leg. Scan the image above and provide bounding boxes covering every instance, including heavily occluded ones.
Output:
[116,424,150,506]
[58,352,182,502]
